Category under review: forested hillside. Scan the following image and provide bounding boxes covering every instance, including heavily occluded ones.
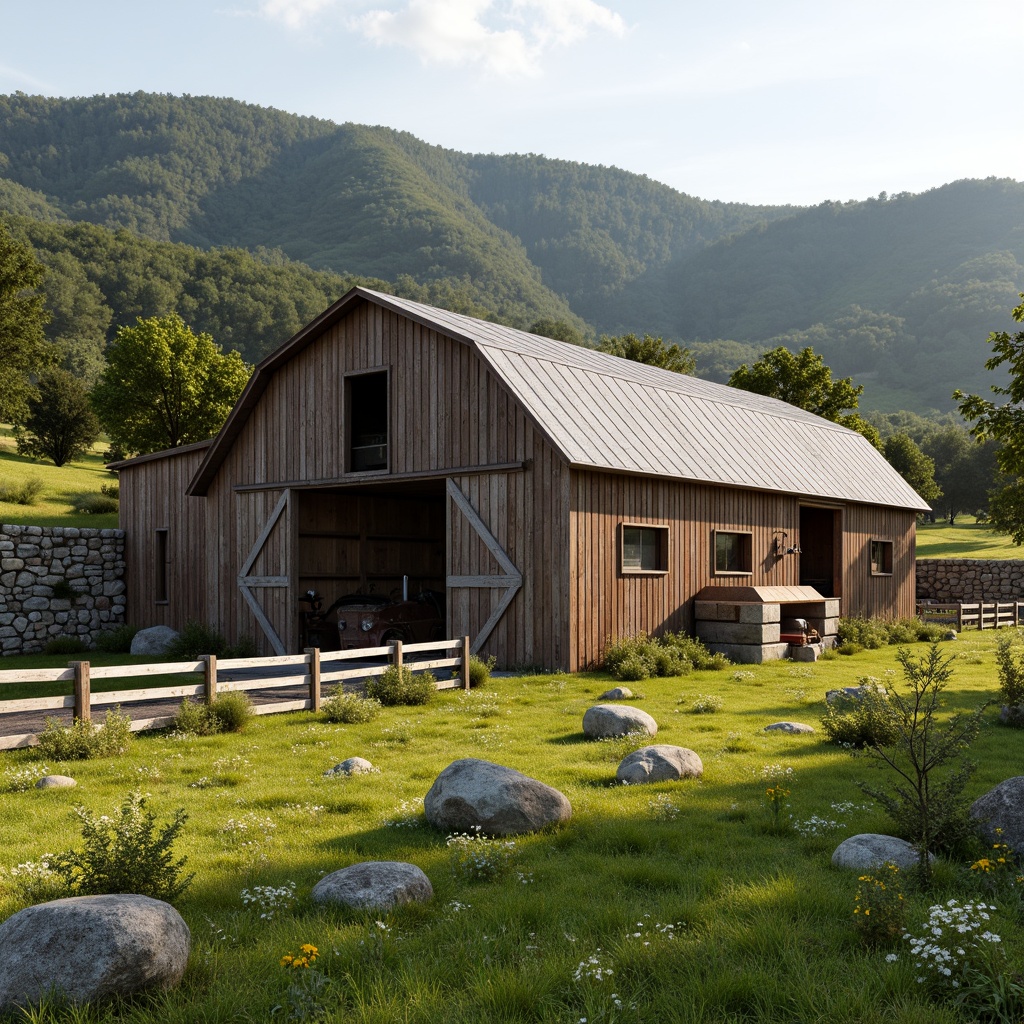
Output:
[1,91,1022,411]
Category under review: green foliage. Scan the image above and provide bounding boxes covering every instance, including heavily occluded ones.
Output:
[50,792,193,901]
[995,633,1024,712]
[467,654,496,689]
[320,690,382,724]
[91,313,251,456]
[597,333,695,374]
[14,367,99,466]
[852,863,906,946]
[36,707,133,761]
[0,476,44,505]
[855,645,989,876]
[93,624,139,653]
[365,665,436,706]
[883,432,941,502]
[165,620,227,659]
[603,631,725,681]
[821,682,901,748]
[173,692,253,735]
[41,635,87,655]
[68,491,118,514]
[838,616,947,649]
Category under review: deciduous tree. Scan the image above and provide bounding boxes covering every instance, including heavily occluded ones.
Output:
[882,433,941,503]
[14,367,100,467]
[597,333,695,374]
[91,314,251,456]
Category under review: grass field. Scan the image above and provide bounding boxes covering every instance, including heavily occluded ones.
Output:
[0,425,119,530]
[1,635,1022,1023]
[916,517,1024,559]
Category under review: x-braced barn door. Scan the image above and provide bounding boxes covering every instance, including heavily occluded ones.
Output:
[237,489,291,655]
[446,479,522,653]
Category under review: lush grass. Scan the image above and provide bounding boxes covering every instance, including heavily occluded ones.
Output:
[0,424,119,530]
[916,516,1024,560]
[1,634,1022,1023]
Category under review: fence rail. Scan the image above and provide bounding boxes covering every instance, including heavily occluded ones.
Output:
[0,636,472,751]
[916,601,1024,631]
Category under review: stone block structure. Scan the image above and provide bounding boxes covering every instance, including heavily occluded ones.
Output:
[0,525,126,655]
[916,559,1024,603]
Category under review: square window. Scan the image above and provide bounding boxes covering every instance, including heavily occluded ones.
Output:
[620,524,668,574]
[870,539,893,575]
[714,530,752,574]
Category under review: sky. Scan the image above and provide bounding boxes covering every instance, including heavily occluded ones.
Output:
[1,0,1022,206]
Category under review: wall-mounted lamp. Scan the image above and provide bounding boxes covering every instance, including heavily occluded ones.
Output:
[773,531,802,556]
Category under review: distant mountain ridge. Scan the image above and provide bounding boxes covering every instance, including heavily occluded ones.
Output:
[1,91,1022,411]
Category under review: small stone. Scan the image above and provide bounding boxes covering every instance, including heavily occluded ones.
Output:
[130,625,180,656]
[582,704,657,739]
[36,775,77,789]
[831,834,931,871]
[764,722,815,734]
[599,686,634,700]
[616,745,702,784]
[325,757,375,776]
[312,861,432,910]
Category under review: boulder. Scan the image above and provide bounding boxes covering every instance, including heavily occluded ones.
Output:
[130,625,180,657]
[831,834,931,872]
[764,722,815,734]
[582,704,657,739]
[970,776,1024,851]
[324,757,375,776]
[0,894,189,1010]
[35,775,77,789]
[616,745,702,784]
[424,757,571,835]
[599,686,634,700]
[826,684,886,705]
[998,706,1024,728]
[312,861,432,910]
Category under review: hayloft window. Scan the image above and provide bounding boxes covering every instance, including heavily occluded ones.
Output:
[621,524,668,574]
[155,529,169,604]
[870,539,893,576]
[346,370,389,472]
[714,530,752,575]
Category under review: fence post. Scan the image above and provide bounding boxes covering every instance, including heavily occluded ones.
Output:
[204,654,218,704]
[461,635,471,690]
[72,661,91,723]
[393,640,403,671]
[305,647,321,712]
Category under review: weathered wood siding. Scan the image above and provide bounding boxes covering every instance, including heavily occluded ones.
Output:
[118,446,210,630]
[840,504,917,620]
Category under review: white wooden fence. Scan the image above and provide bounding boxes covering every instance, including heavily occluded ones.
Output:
[0,637,472,751]
[916,601,1024,631]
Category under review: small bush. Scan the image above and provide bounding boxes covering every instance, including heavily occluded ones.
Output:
[173,693,253,735]
[321,690,382,723]
[603,631,727,681]
[50,792,193,902]
[688,694,724,714]
[853,863,906,946]
[661,632,729,670]
[36,708,133,760]
[838,616,950,650]
[603,634,659,680]
[223,635,258,659]
[0,477,44,505]
[100,481,119,499]
[365,665,436,706]
[838,618,890,649]
[837,641,864,656]
[94,624,139,654]
[820,682,900,747]
[615,653,654,682]
[996,633,1024,712]
[166,620,227,659]
[69,492,119,514]
[41,635,88,655]
[468,654,496,688]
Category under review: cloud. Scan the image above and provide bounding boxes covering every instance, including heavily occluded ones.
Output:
[258,0,341,30]
[351,0,625,77]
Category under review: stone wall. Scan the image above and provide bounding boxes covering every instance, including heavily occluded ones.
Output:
[0,525,126,655]
[916,558,1024,603]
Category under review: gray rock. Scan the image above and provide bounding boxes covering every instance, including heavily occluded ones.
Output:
[825,684,886,705]
[0,894,189,1010]
[312,861,432,910]
[764,722,815,734]
[831,833,931,871]
[970,776,1024,851]
[616,745,702,784]
[424,757,571,835]
[599,686,634,700]
[582,703,658,739]
[325,757,375,776]
[130,625,180,656]
[998,706,1024,728]
[36,775,77,789]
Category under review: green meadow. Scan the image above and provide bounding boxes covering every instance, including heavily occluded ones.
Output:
[916,517,1024,560]
[1,635,1022,1023]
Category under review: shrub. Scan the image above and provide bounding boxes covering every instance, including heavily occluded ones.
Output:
[603,631,726,681]
[223,635,258,659]
[688,694,724,714]
[365,665,436,706]
[36,708,133,760]
[165,620,227,659]
[69,492,119,514]
[603,634,658,680]
[820,680,901,747]
[321,690,382,724]
[838,617,890,649]
[94,624,139,654]
[173,693,253,735]
[0,477,44,505]
[838,616,950,650]
[42,635,88,655]
[996,633,1024,711]
[661,632,729,670]
[852,863,906,946]
[467,654,496,688]
[100,481,119,499]
[50,792,193,902]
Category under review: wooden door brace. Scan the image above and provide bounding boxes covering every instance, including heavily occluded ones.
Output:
[237,489,290,655]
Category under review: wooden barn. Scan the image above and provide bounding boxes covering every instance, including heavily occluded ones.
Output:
[114,287,929,670]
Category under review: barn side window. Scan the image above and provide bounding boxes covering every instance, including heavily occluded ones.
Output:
[346,370,389,472]
[155,528,169,603]
[620,523,668,574]
[714,530,752,575]
[870,539,893,575]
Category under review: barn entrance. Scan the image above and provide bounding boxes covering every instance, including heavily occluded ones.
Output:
[799,505,841,598]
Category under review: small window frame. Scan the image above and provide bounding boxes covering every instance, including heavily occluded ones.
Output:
[619,523,669,576]
[155,528,169,605]
[345,366,390,475]
[713,529,753,576]
[870,539,894,576]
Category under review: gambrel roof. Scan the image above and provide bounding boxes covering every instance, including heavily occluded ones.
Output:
[188,287,929,511]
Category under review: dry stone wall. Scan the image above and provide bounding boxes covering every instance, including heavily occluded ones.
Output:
[916,558,1024,603]
[0,525,126,655]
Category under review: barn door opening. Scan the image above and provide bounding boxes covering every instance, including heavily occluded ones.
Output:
[799,505,841,598]
[446,479,521,653]
[238,489,292,655]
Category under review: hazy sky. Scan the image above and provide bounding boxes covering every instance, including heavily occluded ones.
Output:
[2,0,1022,205]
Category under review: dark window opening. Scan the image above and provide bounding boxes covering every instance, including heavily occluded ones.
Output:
[155,529,168,603]
[870,539,893,575]
[714,530,752,574]
[621,524,668,573]
[348,371,389,472]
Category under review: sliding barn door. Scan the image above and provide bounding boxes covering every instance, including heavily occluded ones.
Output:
[237,489,292,655]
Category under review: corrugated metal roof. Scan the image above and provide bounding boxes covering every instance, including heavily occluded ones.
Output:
[361,289,930,511]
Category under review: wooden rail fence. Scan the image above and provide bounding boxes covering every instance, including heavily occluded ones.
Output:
[916,601,1024,631]
[0,636,472,751]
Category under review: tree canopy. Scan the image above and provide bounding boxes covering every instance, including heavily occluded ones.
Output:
[597,333,695,374]
[14,367,99,467]
[882,433,941,503]
[91,314,251,456]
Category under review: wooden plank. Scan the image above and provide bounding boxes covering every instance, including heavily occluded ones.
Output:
[239,583,287,656]
[402,639,461,654]
[239,489,290,578]
[91,683,205,705]
[89,661,205,679]
[405,657,460,672]
[0,667,75,685]
[129,715,177,733]
[252,700,311,715]
[73,661,90,723]
[240,575,288,587]
[219,653,311,670]
[0,694,75,713]
[219,676,310,693]
[320,664,391,684]
[320,646,392,663]
[0,733,41,750]
[307,647,321,712]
